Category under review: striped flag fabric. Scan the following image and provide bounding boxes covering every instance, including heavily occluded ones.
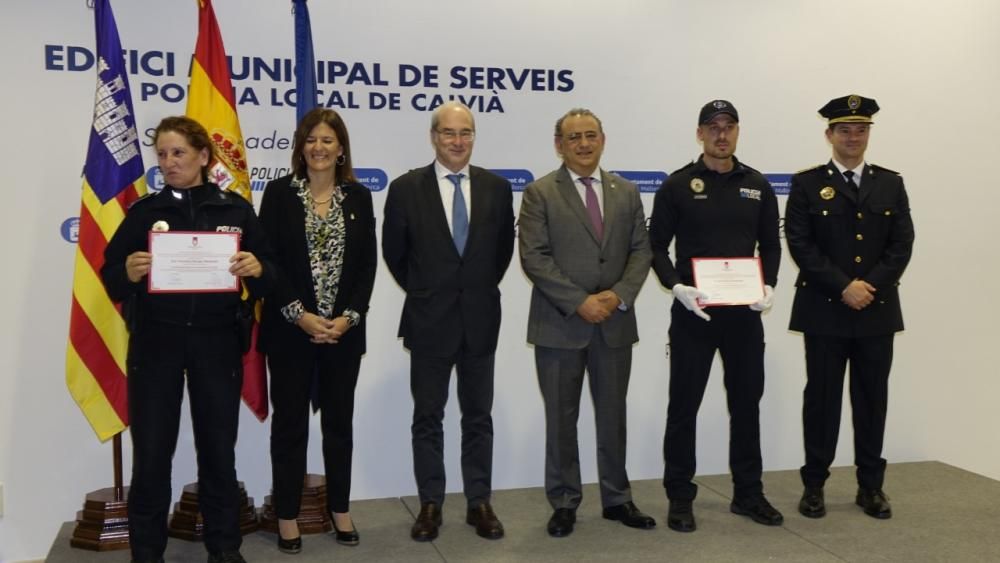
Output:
[186,0,268,420]
[293,0,318,123]
[187,0,251,202]
[66,0,146,442]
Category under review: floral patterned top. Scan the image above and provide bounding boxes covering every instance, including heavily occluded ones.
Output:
[280,176,348,323]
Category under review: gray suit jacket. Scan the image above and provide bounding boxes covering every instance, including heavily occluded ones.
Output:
[519,165,652,349]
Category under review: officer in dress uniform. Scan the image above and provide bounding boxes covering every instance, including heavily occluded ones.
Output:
[785,95,915,520]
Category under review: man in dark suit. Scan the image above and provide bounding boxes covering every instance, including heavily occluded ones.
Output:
[518,108,655,538]
[382,101,515,541]
[785,95,914,520]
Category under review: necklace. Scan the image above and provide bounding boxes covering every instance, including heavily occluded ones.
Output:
[310,194,333,205]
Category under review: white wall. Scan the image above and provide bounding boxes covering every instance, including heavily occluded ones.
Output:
[2,1,999,560]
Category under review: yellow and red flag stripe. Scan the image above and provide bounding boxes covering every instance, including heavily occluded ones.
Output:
[67,0,146,441]
[187,0,268,419]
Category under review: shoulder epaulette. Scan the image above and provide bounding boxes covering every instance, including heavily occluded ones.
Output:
[795,163,826,175]
[869,163,900,175]
[670,161,697,175]
[127,192,155,209]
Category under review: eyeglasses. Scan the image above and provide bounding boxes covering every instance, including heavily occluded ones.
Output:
[558,131,601,144]
[435,128,475,141]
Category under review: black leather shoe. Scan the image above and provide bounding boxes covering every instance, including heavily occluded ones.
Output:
[667,500,696,532]
[277,533,302,554]
[332,516,360,546]
[799,487,826,518]
[547,507,576,537]
[207,551,247,563]
[411,502,442,541]
[731,495,784,526]
[856,488,892,519]
[602,501,656,529]
[466,502,505,539]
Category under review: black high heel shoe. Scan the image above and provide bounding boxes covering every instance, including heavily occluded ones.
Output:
[331,515,360,546]
[277,534,302,555]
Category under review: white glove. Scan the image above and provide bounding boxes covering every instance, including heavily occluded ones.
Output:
[672,284,711,321]
[750,285,775,313]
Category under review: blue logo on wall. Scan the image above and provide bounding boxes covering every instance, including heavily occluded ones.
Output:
[610,170,668,193]
[355,168,388,192]
[490,169,535,192]
[146,166,165,192]
[61,217,80,243]
[764,174,792,196]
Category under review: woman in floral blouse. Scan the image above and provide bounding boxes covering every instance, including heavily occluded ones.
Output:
[258,108,377,555]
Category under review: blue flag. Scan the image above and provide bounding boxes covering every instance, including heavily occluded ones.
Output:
[87,0,144,204]
[294,0,317,123]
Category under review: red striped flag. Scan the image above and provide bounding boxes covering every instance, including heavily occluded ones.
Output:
[67,0,146,441]
[187,0,268,420]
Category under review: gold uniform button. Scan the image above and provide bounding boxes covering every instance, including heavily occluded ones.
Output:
[855,256,862,263]
[856,234,864,241]
[857,212,863,219]
[884,210,892,216]
[822,210,829,216]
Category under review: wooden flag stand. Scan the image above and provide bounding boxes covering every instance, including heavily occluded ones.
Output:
[258,474,333,534]
[167,481,260,540]
[70,434,130,551]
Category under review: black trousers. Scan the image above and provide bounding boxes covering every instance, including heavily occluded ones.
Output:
[410,348,495,508]
[268,336,362,517]
[800,333,893,490]
[663,303,765,501]
[126,321,243,560]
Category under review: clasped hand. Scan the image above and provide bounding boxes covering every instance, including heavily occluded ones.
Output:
[842,279,876,311]
[575,290,621,324]
[297,312,350,344]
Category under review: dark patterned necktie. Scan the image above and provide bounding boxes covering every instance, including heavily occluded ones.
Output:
[447,173,468,255]
[844,169,858,190]
[580,176,604,239]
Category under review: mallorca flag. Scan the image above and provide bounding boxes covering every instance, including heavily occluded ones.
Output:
[187,0,268,420]
[67,0,146,442]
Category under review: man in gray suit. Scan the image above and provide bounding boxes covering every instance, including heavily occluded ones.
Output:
[519,108,654,537]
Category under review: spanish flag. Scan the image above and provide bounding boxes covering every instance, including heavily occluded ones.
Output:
[66,0,146,442]
[187,0,268,420]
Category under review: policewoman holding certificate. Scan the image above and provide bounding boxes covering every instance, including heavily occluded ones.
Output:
[257,108,376,554]
[649,100,782,533]
[101,115,274,563]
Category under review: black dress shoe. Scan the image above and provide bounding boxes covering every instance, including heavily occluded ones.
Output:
[332,516,360,546]
[856,488,892,519]
[602,501,656,529]
[466,502,505,539]
[731,495,784,526]
[547,507,576,537]
[411,502,442,542]
[207,551,247,563]
[277,533,302,554]
[799,487,826,518]
[667,500,696,532]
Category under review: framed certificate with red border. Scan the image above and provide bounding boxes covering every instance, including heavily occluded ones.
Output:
[691,257,764,307]
[148,231,240,293]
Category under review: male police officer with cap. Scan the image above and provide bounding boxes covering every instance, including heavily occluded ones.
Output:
[785,95,914,520]
[650,100,782,532]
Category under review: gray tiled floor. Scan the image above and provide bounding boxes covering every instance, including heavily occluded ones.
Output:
[48,461,1000,562]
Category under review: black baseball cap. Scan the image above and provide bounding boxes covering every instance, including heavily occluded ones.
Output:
[698,100,739,125]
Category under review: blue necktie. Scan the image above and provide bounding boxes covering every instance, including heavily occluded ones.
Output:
[447,173,468,255]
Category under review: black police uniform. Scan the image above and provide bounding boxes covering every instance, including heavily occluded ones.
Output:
[101,183,274,560]
[785,161,914,491]
[649,155,781,502]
